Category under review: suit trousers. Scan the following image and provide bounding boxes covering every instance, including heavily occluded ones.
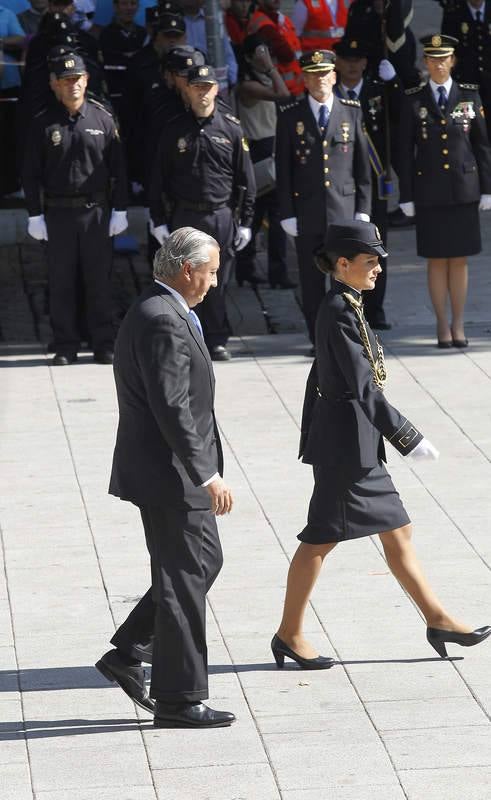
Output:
[111,504,223,702]
[295,233,326,343]
[363,194,388,325]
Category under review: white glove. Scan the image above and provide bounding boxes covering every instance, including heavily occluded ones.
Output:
[479,194,491,211]
[109,209,128,236]
[280,217,298,237]
[152,223,170,245]
[378,59,396,82]
[407,437,439,461]
[234,226,252,251]
[355,212,370,222]
[400,202,416,217]
[27,214,48,241]
[131,181,144,195]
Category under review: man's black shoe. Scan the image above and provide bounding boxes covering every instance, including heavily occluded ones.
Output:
[388,208,415,228]
[93,350,114,365]
[209,345,232,362]
[53,353,77,366]
[154,701,236,728]
[95,649,155,713]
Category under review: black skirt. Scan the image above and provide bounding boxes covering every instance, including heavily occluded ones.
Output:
[416,202,481,258]
[298,461,410,544]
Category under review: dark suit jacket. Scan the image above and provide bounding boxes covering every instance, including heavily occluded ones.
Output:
[299,283,422,469]
[442,2,491,86]
[109,283,223,509]
[275,95,372,236]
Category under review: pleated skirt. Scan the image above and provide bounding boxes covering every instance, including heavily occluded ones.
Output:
[416,202,481,258]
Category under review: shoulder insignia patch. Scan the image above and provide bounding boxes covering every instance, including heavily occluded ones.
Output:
[459,83,478,91]
[339,97,361,107]
[405,84,425,95]
[225,112,240,124]
[278,100,300,113]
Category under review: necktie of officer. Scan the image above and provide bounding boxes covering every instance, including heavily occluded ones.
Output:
[437,85,447,111]
[476,10,481,23]
[347,89,357,100]
[188,309,204,338]
[318,104,329,134]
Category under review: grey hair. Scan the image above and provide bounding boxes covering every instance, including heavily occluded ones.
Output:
[153,227,219,280]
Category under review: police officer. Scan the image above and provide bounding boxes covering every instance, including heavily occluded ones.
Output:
[275,49,371,350]
[22,52,128,366]
[333,36,404,329]
[398,34,491,348]
[149,65,256,361]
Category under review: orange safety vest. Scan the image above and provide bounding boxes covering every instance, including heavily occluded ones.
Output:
[300,0,348,53]
[247,10,304,96]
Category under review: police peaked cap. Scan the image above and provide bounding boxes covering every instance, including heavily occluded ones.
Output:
[333,38,370,60]
[300,50,336,72]
[187,65,218,85]
[164,45,205,75]
[420,33,459,57]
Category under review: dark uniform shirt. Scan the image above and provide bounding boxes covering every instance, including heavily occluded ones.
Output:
[442,1,491,85]
[398,81,491,206]
[275,95,372,236]
[124,43,162,182]
[22,97,128,216]
[99,21,147,107]
[149,106,256,228]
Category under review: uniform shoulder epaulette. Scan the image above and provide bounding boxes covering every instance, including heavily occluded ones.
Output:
[339,97,361,108]
[459,83,478,91]
[405,83,425,95]
[278,99,300,113]
[224,112,240,124]
[88,97,114,117]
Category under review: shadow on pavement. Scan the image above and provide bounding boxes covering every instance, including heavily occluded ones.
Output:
[0,718,152,741]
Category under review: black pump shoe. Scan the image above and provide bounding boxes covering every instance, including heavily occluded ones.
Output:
[271,634,336,670]
[427,626,491,658]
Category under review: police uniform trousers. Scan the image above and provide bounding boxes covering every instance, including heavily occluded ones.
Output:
[235,187,287,285]
[45,204,114,354]
[415,202,481,259]
[111,504,223,702]
[0,88,20,196]
[295,233,326,343]
[298,460,410,544]
[171,205,233,348]
[363,193,388,326]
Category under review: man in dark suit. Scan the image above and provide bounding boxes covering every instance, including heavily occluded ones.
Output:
[96,227,236,729]
[275,49,371,350]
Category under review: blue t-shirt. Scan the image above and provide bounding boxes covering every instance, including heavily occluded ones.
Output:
[0,5,24,89]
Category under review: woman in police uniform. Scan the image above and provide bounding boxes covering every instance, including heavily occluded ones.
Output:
[398,34,491,348]
[271,222,491,668]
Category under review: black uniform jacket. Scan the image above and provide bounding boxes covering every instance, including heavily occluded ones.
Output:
[22,97,128,216]
[149,106,256,228]
[109,283,223,510]
[442,2,491,85]
[275,95,372,236]
[299,283,422,470]
[398,81,491,206]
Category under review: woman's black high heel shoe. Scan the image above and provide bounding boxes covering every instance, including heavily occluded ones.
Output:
[426,626,491,658]
[271,634,336,670]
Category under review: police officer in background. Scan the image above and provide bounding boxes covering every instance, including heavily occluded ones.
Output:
[149,65,256,361]
[22,53,128,366]
[333,37,404,329]
[275,49,371,352]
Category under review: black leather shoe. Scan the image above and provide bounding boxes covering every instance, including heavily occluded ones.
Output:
[271,634,336,670]
[388,208,415,228]
[437,340,453,349]
[210,345,232,361]
[53,352,77,366]
[154,701,236,728]
[93,350,114,364]
[95,649,155,713]
[452,338,469,349]
[427,626,491,658]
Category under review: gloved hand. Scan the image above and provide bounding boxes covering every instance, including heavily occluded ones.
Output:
[108,209,128,236]
[479,194,491,211]
[355,212,370,222]
[131,181,144,196]
[152,223,170,245]
[378,59,396,82]
[280,217,298,237]
[407,437,439,461]
[234,226,252,251]
[400,202,416,217]
[27,214,48,241]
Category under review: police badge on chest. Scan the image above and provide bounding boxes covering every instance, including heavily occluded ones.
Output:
[51,129,62,146]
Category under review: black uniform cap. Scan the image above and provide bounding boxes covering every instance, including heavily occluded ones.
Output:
[50,52,87,78]
[157,11,186,35]
[165,45,205,75]
[300,50,336,73]
[420,33,459,58]
[325,222,388,258]
[187,65,218,85]
[333,38,370,60]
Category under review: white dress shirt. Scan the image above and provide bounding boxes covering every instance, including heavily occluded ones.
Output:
[429,76,453,107]
[339,79,364,100]
[467,1,485,20]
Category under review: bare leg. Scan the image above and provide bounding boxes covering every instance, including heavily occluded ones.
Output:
[427,258,452,343]
[448,257,468,342]
[380,525,471,632]
[276,541,337,659]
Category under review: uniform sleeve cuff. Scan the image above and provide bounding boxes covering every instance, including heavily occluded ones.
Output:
[388,419,423,455]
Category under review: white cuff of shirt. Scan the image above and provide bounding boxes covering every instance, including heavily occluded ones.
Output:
[201,472,219,487]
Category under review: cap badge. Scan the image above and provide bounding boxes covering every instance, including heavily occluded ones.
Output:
[350,40,357,49]
[64,59,75,68]
[199,66,208,76]
[171,20,176,26]
[431,35,442,48]
[186,58,193,66]
[177,137,187,152]
[51,130,62,146]
[312,51,322,64]
[296,121,304,135]
[374,225,381,241]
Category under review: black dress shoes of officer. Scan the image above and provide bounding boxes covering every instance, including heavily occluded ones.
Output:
[271,634,336,670]
[95,649,155,713]
[388,207,415,228]
[52,352,77,366]
[427,626,491,658]
[154,701,236,728]
[209,345,232,361]
[93,350,114,364]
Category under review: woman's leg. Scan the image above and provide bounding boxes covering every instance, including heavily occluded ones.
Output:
[276,541,337,658]
[380,525,470,631]
[427,258,451,343]
[447,257,468,342]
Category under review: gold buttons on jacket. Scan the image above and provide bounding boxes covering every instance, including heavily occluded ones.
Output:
[441,133,448,139]
[323,154,329,160]
[443,164,450,170]
[441,119,447,126]
[442,148,448,154]
[324,167,329,173]
[325,181,330,187]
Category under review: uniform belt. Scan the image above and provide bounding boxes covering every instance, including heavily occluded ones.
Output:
[177,199,229,212]
[316,387,354,401]
[44,192,107,209]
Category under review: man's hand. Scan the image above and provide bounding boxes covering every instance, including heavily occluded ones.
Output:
[27,214,48,241]
[400,202,416,217]
[479,194,491,211]
[280,217,298,237]
[151,223,170,245]
[206,477,233,515]
[109,209,128,236]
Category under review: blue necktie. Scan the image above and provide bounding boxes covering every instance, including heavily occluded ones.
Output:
[318,104,329,133]
[437,85,447,111]
[188,309,204,338]
[347,89,357,100]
